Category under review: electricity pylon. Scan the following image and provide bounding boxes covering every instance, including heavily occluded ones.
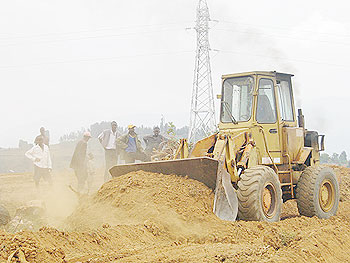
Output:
[188,0,216,143]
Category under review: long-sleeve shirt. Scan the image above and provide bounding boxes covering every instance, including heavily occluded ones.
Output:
[70,140,88,170]
[98,129,119,150]
[25,144,52,169]
[116,133,143,152]
[143,134,167,153]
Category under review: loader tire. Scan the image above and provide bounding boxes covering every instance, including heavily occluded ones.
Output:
[296,166,339,219]
[237,166,282,222]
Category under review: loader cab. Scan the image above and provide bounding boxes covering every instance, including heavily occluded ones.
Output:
[220,71,296,128]
[219,71,299,166]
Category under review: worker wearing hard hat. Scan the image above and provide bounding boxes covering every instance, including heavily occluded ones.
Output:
[117,125,150,164]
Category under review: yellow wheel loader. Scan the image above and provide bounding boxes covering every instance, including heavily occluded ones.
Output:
[110,71,340,222]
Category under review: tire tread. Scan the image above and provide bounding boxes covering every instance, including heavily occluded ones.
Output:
[237,165,282,221]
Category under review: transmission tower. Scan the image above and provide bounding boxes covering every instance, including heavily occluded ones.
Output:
[188,0,216,143]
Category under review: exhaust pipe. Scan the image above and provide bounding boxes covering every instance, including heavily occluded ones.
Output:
[298,108,305,128]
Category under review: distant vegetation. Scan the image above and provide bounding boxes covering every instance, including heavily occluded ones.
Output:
[320,151,350,167]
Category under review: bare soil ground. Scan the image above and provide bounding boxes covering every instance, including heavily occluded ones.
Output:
[1,166,350,262]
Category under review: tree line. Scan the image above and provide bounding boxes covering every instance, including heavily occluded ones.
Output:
[320,151,350,167]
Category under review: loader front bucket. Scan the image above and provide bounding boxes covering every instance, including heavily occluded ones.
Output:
[109,157,238,221]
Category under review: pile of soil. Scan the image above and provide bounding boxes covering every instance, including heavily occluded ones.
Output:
[1,167,350,262]
[66,171,219,238]
[330,165,350,201]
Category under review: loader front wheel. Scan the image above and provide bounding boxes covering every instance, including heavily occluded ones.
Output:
[296,166,339,219]
[237,166,282,222]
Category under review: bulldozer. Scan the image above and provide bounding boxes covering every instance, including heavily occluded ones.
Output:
[110,71,340,222]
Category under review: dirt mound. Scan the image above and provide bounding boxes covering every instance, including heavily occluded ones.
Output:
[0,229,65,262]
[1,167,350,262]
[66,171,219,238]
[3,202,350,262]
[330,165,350,201]
[0,225,163,263]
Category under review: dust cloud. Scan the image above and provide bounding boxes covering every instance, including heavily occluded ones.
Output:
[1,168,350,262]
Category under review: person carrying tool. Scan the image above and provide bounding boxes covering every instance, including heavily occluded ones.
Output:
[98,121,120,181]
[117,125,150,164]
[143,126,168,156]
[70,132,91,192]
[25,135,52,188]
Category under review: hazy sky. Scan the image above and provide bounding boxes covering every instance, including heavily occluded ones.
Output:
[1,0,349,155]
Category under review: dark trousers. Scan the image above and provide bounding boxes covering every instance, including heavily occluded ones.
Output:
[105,149,118,181]
[124,152,150,164]
[74,167,87,192]
[33,165,52,188]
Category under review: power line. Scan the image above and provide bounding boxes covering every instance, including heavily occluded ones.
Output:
[213,27,350,47]
[2,47,349,71]
[0,21,193,41]
[1,47,349,71]
[217,49,350,69]
[218,20,350,39]
[0,27,190,47]
[0,50,194,69]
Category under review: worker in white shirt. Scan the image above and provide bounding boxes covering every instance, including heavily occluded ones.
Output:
[25,135,52,188]
[98,121,119,182]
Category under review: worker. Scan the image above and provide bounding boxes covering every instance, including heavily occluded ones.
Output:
[70,131,91,192]
[117,124,150,164]
[39,127,50,146]
[143,126,168,156]
[98,121,120,182]
[25,135,52,188]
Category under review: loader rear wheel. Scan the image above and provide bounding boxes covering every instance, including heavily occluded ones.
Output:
[296,166,339,219]
[237,166,282,222]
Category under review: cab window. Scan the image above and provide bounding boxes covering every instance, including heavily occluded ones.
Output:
[277,80,294,121]
[221,76,254,123]
[256,79,277,123]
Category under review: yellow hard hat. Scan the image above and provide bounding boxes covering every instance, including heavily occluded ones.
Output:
[128,124,136,129]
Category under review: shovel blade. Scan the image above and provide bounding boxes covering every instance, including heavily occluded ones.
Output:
[213,161,238,221]
[109,157,238,221]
